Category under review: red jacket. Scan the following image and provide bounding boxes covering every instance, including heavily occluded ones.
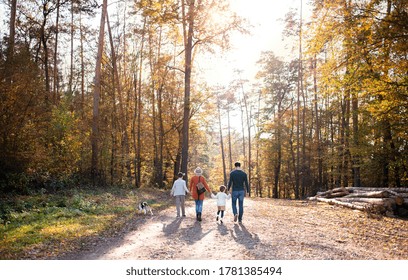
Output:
[189,175,211,200]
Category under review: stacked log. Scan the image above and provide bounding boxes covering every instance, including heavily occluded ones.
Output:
[308,187,408,217]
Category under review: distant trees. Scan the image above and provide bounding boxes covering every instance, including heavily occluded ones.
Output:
[250,0,407,198]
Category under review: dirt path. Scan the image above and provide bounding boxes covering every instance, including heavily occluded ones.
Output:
[68,198,408,260]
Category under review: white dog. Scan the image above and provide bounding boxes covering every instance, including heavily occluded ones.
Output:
[138,201,153,215]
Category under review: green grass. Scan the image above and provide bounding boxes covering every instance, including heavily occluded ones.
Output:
[0,186,170,259]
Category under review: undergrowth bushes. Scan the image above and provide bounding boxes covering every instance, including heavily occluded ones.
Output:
[0,186,169,259]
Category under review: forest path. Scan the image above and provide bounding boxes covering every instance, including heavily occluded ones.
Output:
[67,197,408,260]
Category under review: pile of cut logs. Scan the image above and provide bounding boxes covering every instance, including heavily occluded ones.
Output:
[307,187,408,217]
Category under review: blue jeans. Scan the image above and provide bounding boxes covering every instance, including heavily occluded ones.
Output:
[232,190,245,221]
[195,199,203,213]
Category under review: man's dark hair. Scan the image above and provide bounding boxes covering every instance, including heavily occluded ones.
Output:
[177,172,184,177]
[234,162,241,167]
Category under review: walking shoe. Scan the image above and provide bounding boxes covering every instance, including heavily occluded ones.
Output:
[234,214,238,222]
[216,215,219,221]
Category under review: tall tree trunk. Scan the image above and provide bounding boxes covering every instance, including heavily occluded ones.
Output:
[344,90,350,189]
[227,107,233,171]
[313,56,323,191]
[157,82,165,188]
[148,24,165,188]
[180,0,195,178]
[218,98,227,186]
[53,0,60,102]
[342,0,353,189]
[106,12,119,184]
[290,99,298,197]
[91,0,108,184]
[40,3,50,97]
[80,11,85,113]
[107,11,131,182]
[148,26,158,186]
[256,89,262,197]
[244,94,252,194]
[381,0,400,188]
[295,0,303,199]
[240,101,246,163]
[135,18,146,188]
[5,0,17,86]
[69,0,74,94]
[352,93,360,187]
[274,101,282,199]
[338,106,344,188]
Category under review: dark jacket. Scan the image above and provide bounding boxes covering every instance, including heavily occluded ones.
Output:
[227,169,249,193]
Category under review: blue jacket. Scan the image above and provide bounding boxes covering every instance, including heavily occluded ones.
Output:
[227,169,249,193]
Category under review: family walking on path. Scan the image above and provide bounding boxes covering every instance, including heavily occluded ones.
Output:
[171,162,250,223]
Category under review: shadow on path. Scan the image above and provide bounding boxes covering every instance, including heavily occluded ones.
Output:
[162,217,183,236]
[217,223,229,236]
[179,221,213,245]
[230,223,260,250]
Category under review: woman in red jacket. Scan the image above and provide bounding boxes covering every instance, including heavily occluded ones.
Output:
[189,167,212,221]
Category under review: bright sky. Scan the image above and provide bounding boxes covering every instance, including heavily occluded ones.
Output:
[198,0,304,87]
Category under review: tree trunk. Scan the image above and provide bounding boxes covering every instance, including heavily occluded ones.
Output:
[311,197,366,211]
[135,18,146,188]
[80,11,85,113]
[273,96,283,199]
[344,191,391,198]
[40,5,50,96]
[180,0,195,178]
[256,90,262,197]
[91,0,108,184]
[290,99,298,198]
[313,56,323,192]
[218,99,227,186]
[69,0,74,94]
[352,92,360,187]
[5,0,17,86]
[53,0,60,102]
[241,83,252,194]
[107,11,131,182]
[227,107,233,171]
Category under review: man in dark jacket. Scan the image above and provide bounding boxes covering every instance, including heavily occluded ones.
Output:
[227,162,250,223]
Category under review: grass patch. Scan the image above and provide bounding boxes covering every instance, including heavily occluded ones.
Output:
[0,186,170,259]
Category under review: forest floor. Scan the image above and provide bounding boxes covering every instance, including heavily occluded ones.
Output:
[61,196,408,260]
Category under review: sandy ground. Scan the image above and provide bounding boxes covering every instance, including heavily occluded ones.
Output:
[63,197,408,260]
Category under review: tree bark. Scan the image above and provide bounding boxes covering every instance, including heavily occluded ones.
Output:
[217,98,227,186]
[91,0,108,184]
[180,0,195,178]
[40,3,51,96]
[69,0,74,94]
[227,107,233,172]
[135,18,146,188]
[53,0,60,102]
[5,0,17,86]
[313,56,323,192]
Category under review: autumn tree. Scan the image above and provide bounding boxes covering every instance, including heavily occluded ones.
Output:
[178,0,248,179]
